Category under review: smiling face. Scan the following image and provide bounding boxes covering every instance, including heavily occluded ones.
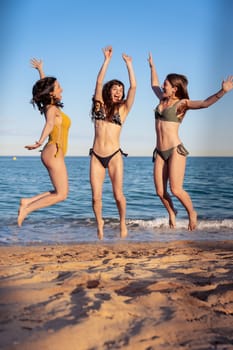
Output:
[110,84,124,103]
[163,74,190,100]
[52,80,63,101]
[161,79,177,99]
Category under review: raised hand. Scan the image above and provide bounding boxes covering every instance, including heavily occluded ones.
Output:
[122,53,132,64]
[30,58,43,70]
[102,46,113,60]
[148,52,154,67]
[30,58,45,78]
[222,75,233,93]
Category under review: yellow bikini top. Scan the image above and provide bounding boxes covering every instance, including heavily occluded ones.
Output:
[48,111,71,156]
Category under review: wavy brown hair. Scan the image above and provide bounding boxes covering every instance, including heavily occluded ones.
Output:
[166,73,190,100]
[31,77,63,114]
[101,79,125,120]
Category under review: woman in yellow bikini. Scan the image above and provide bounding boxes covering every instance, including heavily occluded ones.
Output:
[148,52,233,231]
[17,59,71,226]
[90,46,136,240]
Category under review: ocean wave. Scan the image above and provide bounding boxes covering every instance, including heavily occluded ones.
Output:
[126,218,233,231]
[1,217,233,246]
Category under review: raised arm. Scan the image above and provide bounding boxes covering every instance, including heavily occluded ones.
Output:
[148,52,163,100]
[186,75,233,110]
[30,58,45,79]
[122,53,136,115]
[94,46,113,101]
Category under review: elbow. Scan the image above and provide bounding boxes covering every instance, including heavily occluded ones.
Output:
[129,85,136,93]
[130,78,136,89]
[201,101,211,109]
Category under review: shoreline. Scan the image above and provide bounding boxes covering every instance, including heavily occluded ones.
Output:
[1,240,233,349]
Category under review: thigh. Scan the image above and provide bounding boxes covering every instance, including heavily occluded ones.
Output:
[154,155,168,191]
[49,159,68,194]
[108,152,124,194]
[168,149,186,189]
[90,155,106,197]
[42,146,68,194]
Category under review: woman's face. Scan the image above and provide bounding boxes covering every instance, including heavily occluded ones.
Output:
[162,79,176,98]
[52,80,63,101]
[110,84,124,102]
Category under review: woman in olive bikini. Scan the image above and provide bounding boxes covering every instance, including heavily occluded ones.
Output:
[148,52,233,231]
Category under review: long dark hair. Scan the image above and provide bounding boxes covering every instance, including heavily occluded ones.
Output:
[102,79,125,120]
[31,77,63,114]
[166,73,189,99]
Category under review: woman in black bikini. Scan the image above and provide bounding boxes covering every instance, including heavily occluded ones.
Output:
[148,52,233,231]
[90,46,136,239]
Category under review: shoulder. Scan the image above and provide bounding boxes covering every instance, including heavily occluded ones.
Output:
[176,99,189,111]
[175,99,189,120]
[45,105,60,120]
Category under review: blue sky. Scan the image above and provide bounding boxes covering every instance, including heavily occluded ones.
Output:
[1,0,233,156]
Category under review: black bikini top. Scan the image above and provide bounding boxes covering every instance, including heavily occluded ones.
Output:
[92,100,122,126]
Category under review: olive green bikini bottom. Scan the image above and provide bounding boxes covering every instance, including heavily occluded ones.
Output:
[152,143,189,162]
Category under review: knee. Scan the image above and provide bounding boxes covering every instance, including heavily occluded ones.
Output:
[92,195,102,206]
[55,186,68,202]
[58,191,68,202]
[114,192,125,204]
[155,187,164,198]
[170,186,181,198]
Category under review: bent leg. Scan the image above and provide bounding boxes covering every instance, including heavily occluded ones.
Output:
[90,155,105,240]
[154,155,177,228]
[18,191,52,226]
[18,146,68,226]
[168,151,197,231]
[19,192,52,208]
[108,153,127,238]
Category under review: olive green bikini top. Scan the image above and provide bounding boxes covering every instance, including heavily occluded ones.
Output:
[155,101,181,123]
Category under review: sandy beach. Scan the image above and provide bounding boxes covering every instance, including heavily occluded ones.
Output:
[1,241,233,350]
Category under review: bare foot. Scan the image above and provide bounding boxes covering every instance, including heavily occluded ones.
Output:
[120,222,128,239]
[188,210,197,231]
[17,200,29,227]
[169,209,177,229]
[97,219,104,240]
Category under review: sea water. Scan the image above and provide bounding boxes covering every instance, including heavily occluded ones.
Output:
[0,156,232,245]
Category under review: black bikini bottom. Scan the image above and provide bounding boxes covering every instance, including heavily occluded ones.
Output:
[89,148,128,168]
